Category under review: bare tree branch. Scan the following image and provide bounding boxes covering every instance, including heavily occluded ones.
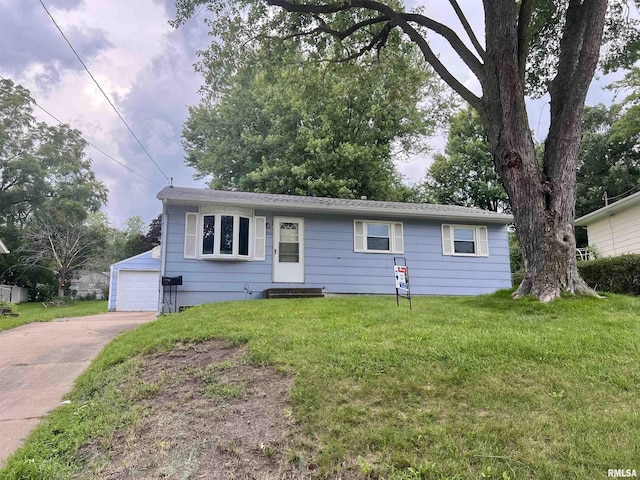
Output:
[265,0,483,108]
[448,0,486,59]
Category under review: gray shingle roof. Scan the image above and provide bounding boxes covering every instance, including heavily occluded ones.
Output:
[157,187,513,223]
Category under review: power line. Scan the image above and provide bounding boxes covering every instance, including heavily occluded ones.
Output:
[0,74,164,188]
[38,0,171,183]
[606,183,640,202]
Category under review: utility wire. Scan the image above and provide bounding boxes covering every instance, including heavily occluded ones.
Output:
[606,183,640,202]
[39,0,171,183]
[0,74,164,188]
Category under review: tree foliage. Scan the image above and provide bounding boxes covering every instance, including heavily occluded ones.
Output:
[0,78,108,226]
[180,14,450,200]
[576,103,640,220]
[422,107,509,212]
[0,78,108,296]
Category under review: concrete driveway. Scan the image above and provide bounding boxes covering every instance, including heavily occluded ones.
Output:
[0,311,154,465]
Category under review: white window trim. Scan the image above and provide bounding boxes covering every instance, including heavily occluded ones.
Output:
[184,210,267,261]
[354,220,404,254]
[441,224,489,257]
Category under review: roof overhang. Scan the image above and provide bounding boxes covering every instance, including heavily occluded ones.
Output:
[575,191,640,226]
[158,187,514,224]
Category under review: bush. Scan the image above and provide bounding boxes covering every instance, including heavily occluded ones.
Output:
[578,254,640,295]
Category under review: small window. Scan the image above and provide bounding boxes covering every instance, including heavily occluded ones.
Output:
[442,224,488,257]
[367,223,390,251]
[219,215,234,255]
[354,220,403,253]
[239,217,250,256]
[202,215,215,255]
[453,227,476,254]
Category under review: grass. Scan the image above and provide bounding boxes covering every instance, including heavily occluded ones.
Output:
[1,291,639,479]
[0,300,107,332]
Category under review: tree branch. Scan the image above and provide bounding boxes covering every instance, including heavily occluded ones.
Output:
[265,0,483,108]
[316,15,389,41]
[517,0,534,80]
[401,13,484,80]
[448,0,486,59]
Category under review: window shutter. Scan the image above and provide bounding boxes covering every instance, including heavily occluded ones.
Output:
[253,216,266,261]
[441,224,453,256]
[477,226,489,256]
[392,223,404,253]
[184,212,198,259]
[354,220,364,252]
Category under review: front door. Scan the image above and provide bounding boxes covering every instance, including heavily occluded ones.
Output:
[272,217,304,283]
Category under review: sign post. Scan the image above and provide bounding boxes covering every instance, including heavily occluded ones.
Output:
[393,257,412,311]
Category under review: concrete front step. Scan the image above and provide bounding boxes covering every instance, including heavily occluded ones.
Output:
[263,288,324,299]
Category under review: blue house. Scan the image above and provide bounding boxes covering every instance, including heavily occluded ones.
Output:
[156,187,513,312]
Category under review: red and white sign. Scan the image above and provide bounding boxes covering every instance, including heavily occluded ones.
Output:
[394,265,408,291]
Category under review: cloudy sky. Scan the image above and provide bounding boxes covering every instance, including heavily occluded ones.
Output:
[0,0,625,228]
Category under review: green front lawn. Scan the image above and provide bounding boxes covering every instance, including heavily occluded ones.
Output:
[0,300,107,332]
[2,291,639,479]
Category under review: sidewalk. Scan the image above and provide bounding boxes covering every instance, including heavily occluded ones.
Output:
[0,312,154,465]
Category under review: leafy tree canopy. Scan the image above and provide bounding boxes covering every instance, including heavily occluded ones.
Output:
[0,78,108,227]
[421,107,510,212]
[179,10,452,200]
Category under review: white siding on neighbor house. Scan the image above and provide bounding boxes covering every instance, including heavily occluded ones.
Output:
[162,204,512,310]
[108,250,161,311]
[585,203,640,257]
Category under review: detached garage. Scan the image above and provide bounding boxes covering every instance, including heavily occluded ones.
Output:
[108,247,161,312]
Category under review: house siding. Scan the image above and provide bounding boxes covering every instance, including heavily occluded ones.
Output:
[585,203,640,257]
[162,205,511,309]
[108,251,161,311]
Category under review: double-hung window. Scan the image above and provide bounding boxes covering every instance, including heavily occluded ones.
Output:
[354,220,403,253]
[184,210,266,261]
[441,224,489,257]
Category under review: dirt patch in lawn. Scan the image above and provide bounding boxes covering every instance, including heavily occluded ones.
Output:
[77,340,319,479]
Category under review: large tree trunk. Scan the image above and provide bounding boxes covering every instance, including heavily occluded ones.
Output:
[480,0,607,301]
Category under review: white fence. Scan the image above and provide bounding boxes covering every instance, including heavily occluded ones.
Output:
[0,285,29,303]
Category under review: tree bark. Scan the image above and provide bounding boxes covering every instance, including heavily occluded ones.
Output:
[478,0,607,301]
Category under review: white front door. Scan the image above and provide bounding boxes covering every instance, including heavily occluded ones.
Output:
[273,217,304,283]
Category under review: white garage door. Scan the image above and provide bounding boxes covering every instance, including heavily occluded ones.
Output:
[116,270,160,311]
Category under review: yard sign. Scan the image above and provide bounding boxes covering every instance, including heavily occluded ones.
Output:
[394,257,412,311]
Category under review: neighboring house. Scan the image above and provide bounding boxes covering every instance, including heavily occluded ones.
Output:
[575,191,640,257]
[108,247,161,312]
[69,270,109,300]
[156,187,513,312]
[0,239,9,254]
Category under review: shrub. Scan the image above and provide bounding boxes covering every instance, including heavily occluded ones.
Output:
[578,254,640,295]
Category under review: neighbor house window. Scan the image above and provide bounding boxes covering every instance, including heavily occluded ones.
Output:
[441,224,489,257]
[184,211,266,261]
[354,220,403,253]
